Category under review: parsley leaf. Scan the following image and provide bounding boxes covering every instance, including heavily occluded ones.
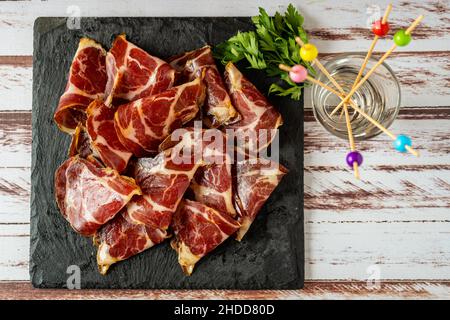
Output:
[213,4,311,101]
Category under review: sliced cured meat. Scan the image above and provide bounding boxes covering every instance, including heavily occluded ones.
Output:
[95,140,202,274]
[127,147,202,229]
[191,161,236,217]
[54,156,141,236]
[94,211,169,275]
[189,130,236,217]
[86,100,133,173]
[105,34,175,106]
[114,77,205,157]
[234,159,288,240]
[168,46,239,127]
[68,123,93,158]
[54,38,107,133]
[224,62,283,153]
[160,127,236,216]
[171,200,240,275]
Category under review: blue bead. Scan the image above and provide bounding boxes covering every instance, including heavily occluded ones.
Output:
[394,135,412,152]
[346,151,363,167]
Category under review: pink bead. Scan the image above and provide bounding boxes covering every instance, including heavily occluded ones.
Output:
[289,65,307,83]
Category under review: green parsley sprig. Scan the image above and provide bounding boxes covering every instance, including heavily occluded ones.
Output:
[213,4,314,100]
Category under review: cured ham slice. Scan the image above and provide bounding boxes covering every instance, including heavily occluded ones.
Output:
[160,127,236,216]
[171,200,240,275]
[189,131,236,217]
[168,46,239,127]
[54,38,107,134]
[95,141,202,274]
[114,77,205,157]
[127,148,202,229]
[234,159,288,240]
[224,62,283,153]
[94,211,168,275]
[86,100,132,173]
[105,34,175,106]
[54,156,141,236]
[68,123,93,158]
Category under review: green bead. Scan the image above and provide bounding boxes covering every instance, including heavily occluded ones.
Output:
[394,29,412,46]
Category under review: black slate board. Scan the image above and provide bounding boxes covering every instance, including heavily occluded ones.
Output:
[31,17,304,289]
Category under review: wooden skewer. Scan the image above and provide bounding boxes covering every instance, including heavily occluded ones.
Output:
[343,102,360,179]
[282,51,362,175]
[294,37,364,172]
[329,14,424,117]
[320,80,420,156]
[359,4,392,83]
[352,3,392,90]
[280,63,362,176]
[280,64,346,100]
[339,3,393,119]
[280,63,420,157]
[295,37,349,97]
[278,64,293,72]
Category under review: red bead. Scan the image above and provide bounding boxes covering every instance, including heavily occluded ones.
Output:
[372,19,390,37]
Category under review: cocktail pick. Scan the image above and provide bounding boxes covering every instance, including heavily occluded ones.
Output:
[338,3,392,119]
[294,37,363,177]
[295,37,353,101]
[329,14,424,117]
[280,63,362,178]
[343,104,363,179]
[281,63,420,157]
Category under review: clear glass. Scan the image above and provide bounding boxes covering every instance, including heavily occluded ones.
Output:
[311,53,401,140]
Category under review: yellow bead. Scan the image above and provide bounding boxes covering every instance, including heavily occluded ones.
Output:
[300,43,318,62]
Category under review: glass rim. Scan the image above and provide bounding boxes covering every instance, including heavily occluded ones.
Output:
[311,52,402,140]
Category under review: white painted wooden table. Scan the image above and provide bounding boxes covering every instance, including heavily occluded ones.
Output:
[0,0,449,299]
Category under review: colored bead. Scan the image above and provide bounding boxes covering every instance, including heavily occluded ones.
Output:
[394,135,412,152]
[393,29,412,46]
[300,43,318,62]
[346,151,363,167]
[372,19,390,37]
[289,65,308,83]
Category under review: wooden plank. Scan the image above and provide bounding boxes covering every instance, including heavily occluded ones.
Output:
[1,107,449,279]
[0,0,448,55]
[6,110,449,167]
[0,237,28,281]
[306,210,450,279]
[0,50,449,110]
[0,108,448,224]
[0,223,29,236]
[0,0,448,297]
[0,109,448,280]
[1,207,449,280]
[0,168,30,223]
[0,111,31,167]
[0,56,32,66]
[0,281,448,299]
[0,65,32,110]
[304,51,450,108]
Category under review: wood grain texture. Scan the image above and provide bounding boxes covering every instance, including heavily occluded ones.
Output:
[0,108,449,281]
[0,0,448,55]
[0,281,449,300]
[0,0,449,298]
[0,50,449,110]
[0,65,32,110]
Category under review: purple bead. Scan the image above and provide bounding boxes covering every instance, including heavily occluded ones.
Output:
[346,151,363,167]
